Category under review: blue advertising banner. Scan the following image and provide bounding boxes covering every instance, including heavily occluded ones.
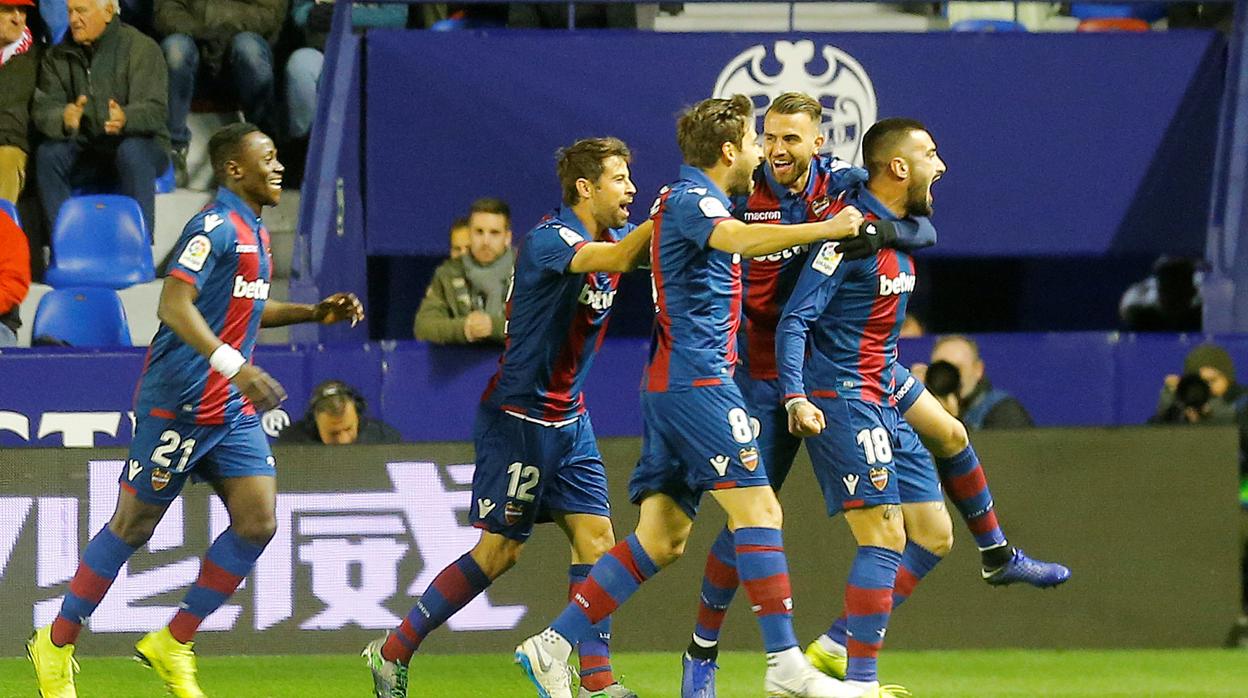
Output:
[363,30,1223,259]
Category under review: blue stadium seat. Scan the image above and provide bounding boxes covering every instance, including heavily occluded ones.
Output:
[0,198,18,229]
[71,162,177,196]
[950,18,1028,32]
[32,287,132,346]
[1071,3,1166,22]
[45,195,155,289]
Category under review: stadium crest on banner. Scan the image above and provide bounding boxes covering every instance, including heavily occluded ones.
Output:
[713,40,877,166]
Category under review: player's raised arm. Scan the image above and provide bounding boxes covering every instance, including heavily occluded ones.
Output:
[708,205,864,258]
[775,241,853,437]
[567,219,653,274]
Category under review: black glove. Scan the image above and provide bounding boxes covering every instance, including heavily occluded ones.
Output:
[837,219,898,261]
[307,3,336,33]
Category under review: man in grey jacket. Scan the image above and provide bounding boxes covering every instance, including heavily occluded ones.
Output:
[33,0,169,234]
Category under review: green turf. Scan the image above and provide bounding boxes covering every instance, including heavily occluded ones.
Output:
[4,649,1246,697]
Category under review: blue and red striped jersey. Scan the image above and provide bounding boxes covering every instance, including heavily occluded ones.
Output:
[735,154,867,380]
[481,206,632,422]
[134,188,273,425]
[776,187,916,405]
[644,165,740,393]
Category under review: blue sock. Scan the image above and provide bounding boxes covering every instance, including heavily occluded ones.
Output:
[383,552,491,663]
[734,527,798,654]
[693,526,739,645]
[169,528,266,642]
[844,546,902,683]
[551,536,658,645]
[828,541,942,645]
[52,526,138,646]
[570,564,615,690]
[936,445,1007,550]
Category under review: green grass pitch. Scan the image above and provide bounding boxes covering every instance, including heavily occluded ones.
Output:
[3,649,1246,697]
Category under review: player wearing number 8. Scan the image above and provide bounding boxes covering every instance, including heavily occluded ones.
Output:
[27,123,365,698]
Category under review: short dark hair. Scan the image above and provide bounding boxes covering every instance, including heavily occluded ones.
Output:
[469,197,511,225]
[765,92,823,124]
[449,216,470,235]
[862,117,929,177]
[309,380,360,417]
[676,94,753,169]
[208,122,263,180]
[555,137,632,206]
[925,360,962,399]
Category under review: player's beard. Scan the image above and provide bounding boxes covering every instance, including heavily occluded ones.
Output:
[905,175,933,217]
[773,156,811,189]
[728,160,755,197]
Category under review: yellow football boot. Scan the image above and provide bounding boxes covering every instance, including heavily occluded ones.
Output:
[134,627,207,698]
[804,639,848,680]
[26,626,79,698]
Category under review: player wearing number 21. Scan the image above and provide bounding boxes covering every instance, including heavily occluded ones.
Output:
[27,123,364,698]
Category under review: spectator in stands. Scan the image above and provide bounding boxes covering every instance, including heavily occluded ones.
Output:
[924,359,962,418]
[1153,343,1246,426]
[1119,256,1203,332]
[277,379,402,445]
[284,0,405,143]
[154,0,285,187]
[899,312,924,338]
[33,0,169,234]
[448,215,469,259]
[930,334,1035,429]
[413,197,514,345]
[0,0,40,204]
[0,210,30,345]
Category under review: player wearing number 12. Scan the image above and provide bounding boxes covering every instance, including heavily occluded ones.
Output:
[363,138,652,698]
[27,123,365,698]
[515,96,868,698]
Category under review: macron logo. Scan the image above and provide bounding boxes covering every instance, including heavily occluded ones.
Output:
[232,275,271,300]
[878,271,916,297]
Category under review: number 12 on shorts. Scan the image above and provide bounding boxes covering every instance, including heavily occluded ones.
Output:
[506,461,539,501]
[855,427,893,465]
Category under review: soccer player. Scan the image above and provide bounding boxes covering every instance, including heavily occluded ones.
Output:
[514,95,867,698]
[26,122,364,698]
[681,101,1068,697]
[363,137,651,698]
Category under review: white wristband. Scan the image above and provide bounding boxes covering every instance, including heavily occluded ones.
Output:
[784,396,811,413]
[209,344,246,379]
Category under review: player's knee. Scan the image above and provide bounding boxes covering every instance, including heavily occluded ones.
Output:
[472,536,524,578]
[577,525,616,561]
[234,515,277,547]
[912,526,954,557]
[109,515,158,547]
[934,419,969,457]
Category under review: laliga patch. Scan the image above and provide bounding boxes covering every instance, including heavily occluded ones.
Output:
[151,467,172,492]
[178,235,211,272]
[811,241,844,276]
[869,467,889,491]
[558,226,584,247]
[739,447,760,472]
[698,196,731,220]
[504,501,525,525]
[810,196,831,218]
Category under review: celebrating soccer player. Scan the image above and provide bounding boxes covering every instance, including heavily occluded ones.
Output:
[514,95,868,698]
[27,123,364,698]
[363,137,650,698]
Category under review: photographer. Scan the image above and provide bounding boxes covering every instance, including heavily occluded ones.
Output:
[1152,344,1246,425]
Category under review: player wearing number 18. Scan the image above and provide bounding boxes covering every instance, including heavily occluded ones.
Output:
[26,123,365,698]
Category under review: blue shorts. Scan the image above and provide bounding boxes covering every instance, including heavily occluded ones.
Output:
[805,396,942,516]
[735,374,802,491]
[470,405,610,542]
[629,385,773,520]
[121,413,276,505]
[891,364,927,415]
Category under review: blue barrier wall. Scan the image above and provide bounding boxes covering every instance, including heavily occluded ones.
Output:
[4,334,1248,447]
[363,30,1224,259]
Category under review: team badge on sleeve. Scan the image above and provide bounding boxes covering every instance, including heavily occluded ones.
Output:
[178,235,212,272]
[811,241,844,276]
[558,227,584,246]
[698,196,731,220]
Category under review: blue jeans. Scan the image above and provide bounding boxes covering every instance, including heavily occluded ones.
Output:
[35,138,167,236]
[162,32,276,147]
[284,47,324,140]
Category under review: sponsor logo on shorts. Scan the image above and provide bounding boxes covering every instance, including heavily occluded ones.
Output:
[477,498,496,518]
[151,467,172,491]
[504,501,525,525]
[843,473,859,495]
[739,447,760,472]
[709,454,730,477]
[869,466,889,491]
